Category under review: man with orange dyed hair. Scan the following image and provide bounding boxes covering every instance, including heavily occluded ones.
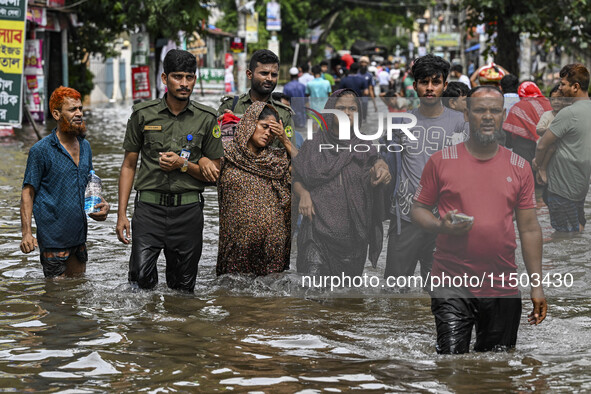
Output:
[20,86,109,278]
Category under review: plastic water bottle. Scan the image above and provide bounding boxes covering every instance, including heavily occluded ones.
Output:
[84,170,102,215]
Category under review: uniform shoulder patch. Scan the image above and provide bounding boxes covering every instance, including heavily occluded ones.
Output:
[284,125,293,138]
[132,99,160,113]
[220,93,246,103]
[220,95,235,103]
[212,124,221,138]
[272,99,295,115]
[191,100,218,117]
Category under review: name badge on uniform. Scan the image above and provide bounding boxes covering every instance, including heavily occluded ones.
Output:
[144,125,162,131]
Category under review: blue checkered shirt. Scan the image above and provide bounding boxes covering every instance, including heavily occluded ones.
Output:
[23,129,93,249]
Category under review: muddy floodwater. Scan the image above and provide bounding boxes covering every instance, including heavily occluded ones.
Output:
[0,97,590,392]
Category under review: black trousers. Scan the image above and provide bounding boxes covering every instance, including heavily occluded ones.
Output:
[431,287,522,354]
[129,199,204,292]
[384,218,436,281]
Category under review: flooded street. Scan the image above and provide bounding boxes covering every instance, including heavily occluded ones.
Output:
[0,96,590,392]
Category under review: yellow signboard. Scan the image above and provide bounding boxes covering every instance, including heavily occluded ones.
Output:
[429,33,460,48]
[0,20,25,74]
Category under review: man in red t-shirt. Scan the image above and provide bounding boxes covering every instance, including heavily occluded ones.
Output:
[411,86,547,354]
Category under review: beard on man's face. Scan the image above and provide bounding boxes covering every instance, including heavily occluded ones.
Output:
[59,116,86,136]
[473,130,497,145]
[252,78,275,95]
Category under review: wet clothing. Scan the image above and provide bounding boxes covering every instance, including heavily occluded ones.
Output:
[384,218,435,281]
[546,99,591,202]
[509,136,537,167]
[218,91,295,142]
[124,96,223,193]
[380,106,467,280]
[294,89,382,276]
[129,199,204,291]
[431,287,521,354]
[414,144,536,297]
[296,224,367,277]
[217,102,291,276]
[415,144,535,353]
[543,189,586,232]
[504,97,552,169]
[123,95,222,291]
[23,128,92,250]
[40,243,88,278]
[504,83,550,151]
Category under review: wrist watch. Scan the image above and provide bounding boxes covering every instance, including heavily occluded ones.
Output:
[180,158,189,173]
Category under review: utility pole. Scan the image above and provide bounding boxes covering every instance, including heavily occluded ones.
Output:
[236,0,248,94]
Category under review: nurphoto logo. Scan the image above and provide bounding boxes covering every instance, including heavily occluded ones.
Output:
[305,108,417,153]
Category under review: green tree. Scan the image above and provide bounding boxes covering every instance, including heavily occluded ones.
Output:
[460,0,591,74]
[214,0,421,65]
[66,0,209,96]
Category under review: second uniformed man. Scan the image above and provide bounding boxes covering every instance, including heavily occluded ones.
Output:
[218,49,295,143]
[116,49,223,292]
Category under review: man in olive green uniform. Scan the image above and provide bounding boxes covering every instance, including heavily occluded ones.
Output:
[116,49,222,292]
[218,49,295,143]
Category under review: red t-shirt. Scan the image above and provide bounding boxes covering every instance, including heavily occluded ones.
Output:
[414,143,536,296]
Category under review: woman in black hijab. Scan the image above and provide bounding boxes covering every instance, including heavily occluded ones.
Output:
[293,89,391,277]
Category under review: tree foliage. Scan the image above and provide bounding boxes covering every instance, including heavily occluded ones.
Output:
[67,0,427,67]
[66,0,209,97]
[459,0,591,74]
[67,0,209,63]
[214,0,421,64]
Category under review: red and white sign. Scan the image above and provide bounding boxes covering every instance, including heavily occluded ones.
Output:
[24,39,43,75]
[132,66,151,100]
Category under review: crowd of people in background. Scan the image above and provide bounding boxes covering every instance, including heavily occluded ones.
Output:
[284,53,590,238]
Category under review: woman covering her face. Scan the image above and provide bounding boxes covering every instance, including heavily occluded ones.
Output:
[293,89,392,277]
[216,101,292,276]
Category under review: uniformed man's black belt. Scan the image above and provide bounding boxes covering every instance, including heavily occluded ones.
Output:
[138,191,202,207]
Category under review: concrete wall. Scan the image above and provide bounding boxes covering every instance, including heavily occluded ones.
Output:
[88,45,132,105]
